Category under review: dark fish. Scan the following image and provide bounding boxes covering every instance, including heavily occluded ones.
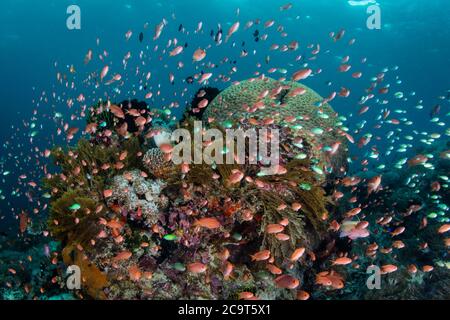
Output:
[139,32,144,43]
[242,41,245,47]
[210,30,214,37]
[215,24,223,44]
[215,31,222,44]
[253,30,259,37]
[255,37,259,42]
[334,29,345,42]
[430,104,441,117]
[184,42,188,48]
[185,76,194,84]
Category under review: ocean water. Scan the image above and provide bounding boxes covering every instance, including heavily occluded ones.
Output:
[0,0,449,300]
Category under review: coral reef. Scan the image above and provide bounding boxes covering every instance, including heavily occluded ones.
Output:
[37,80,352,300]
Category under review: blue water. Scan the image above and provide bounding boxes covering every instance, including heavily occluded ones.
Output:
[0,0,449,230]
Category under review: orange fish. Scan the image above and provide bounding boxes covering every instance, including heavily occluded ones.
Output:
[193,48,206,62]
[194,217,221,229]
[296,290,310,300]
[290,248,306,262]
[332,257,352,266]
[367,175,381,195]
[274,274,300,289]
[408,154,428,166]
[250,249,271,261]
[112,251,132,262]
[266,264,282,275]
[129,265,142,281]
[438,224,450,234]
[265,224,284,234]
[227,169,244,185]
[380,264,397,274]
[239,292,254,300]
[187,262,207,273]
[19,211,28,233]
[292,68,312,81]
[109,104,125,119]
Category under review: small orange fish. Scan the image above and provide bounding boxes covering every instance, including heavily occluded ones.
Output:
[296,290,310,300]
[290,248,306,262]
[274,274,300,289]
[187,262,207,273]
[332,257,352,266]
[112,251,132,262]
[380,264,397,274]
[19,211,28,233]
[193,48,206,62]
[250,249,271,261]
[103,189,113,198]
[239,292,254,300]
[109,104,125,119]
[128,265,142,281]
[266,264,282,275]
[438,224,450,234]
[194,217,221,229]
[265,224,284,234]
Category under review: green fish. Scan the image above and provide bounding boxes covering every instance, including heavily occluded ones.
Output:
[68,203,81,211]
[299,183,312,191]
[311,127,323,135]
[163,234,178,241]
[173,262,186,272]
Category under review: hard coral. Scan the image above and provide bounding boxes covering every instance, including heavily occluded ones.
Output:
[202,76,348,177]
